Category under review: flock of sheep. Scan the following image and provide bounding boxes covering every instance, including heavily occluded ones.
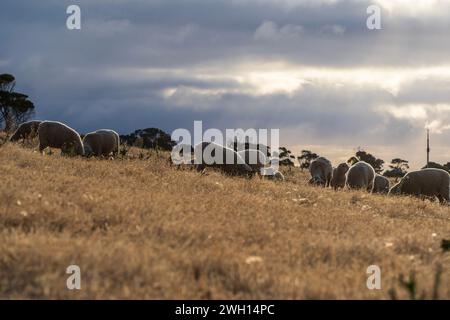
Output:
[8,120,450,204]
[173,141,450,204]
[9,120,119,157]
[188,141,284,180]
[309,156,449,204]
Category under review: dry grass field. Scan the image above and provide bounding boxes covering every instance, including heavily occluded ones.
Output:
[0,136,449,299]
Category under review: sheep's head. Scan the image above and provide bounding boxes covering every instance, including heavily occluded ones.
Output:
[83,143,93,157]
[61,142,76,156]
[388,182,402,195]
[309,176,325,186]
[389,175,409,195]
[9,131,20,142]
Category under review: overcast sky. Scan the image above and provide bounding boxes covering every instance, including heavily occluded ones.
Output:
[1,0,450,168]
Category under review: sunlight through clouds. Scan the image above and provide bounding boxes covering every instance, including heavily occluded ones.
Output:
[377,103,450,134]
[375,0,442,17]
[128,62,450,98]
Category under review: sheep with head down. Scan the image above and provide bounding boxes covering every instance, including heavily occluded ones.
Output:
[345,161,375,191]
[309,157,332,187]
[193,141,253,176]
[330,162,349,190]
[37,121,84,156]
[389,168,449,203]
[9,120,42,142]
[237,149,269,174]
[372,174,390,194]
[83,129,120,157]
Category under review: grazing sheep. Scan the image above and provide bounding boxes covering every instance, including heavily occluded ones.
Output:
[9,120,42,142]
[261,166,285,181]
[37,121,84,156]
[330,163,349,190]
[309,157,332,187]
[389,168,449,203]
[237,149,269,174]
[193,141,253,175]
[345,161,375,191]
[372,174,390,194]
[83,129,120,157]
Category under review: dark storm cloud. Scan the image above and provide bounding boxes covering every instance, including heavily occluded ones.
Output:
[3,0,450,70]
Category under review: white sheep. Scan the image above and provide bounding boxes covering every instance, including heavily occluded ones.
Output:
[193,141,253,175]
[345,161,375,191]
[389,168,449,203]
[330,162,349,190]
[372,174,390,194]
[83,129,120,157]
[37,121,84,156]
[9,120,42,142]
[309,157,332,187]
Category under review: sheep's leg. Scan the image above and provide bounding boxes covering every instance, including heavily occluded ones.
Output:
[367,180,374,192]
[38,142,47,154]
[440,186,449,203]
[438,187,449,203]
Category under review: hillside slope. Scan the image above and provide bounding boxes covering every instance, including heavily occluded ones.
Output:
[0,143,449,299]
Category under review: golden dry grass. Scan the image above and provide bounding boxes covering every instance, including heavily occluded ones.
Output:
[0,139,449,299]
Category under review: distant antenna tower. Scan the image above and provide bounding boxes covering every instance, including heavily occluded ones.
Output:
[426,128,430,168]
